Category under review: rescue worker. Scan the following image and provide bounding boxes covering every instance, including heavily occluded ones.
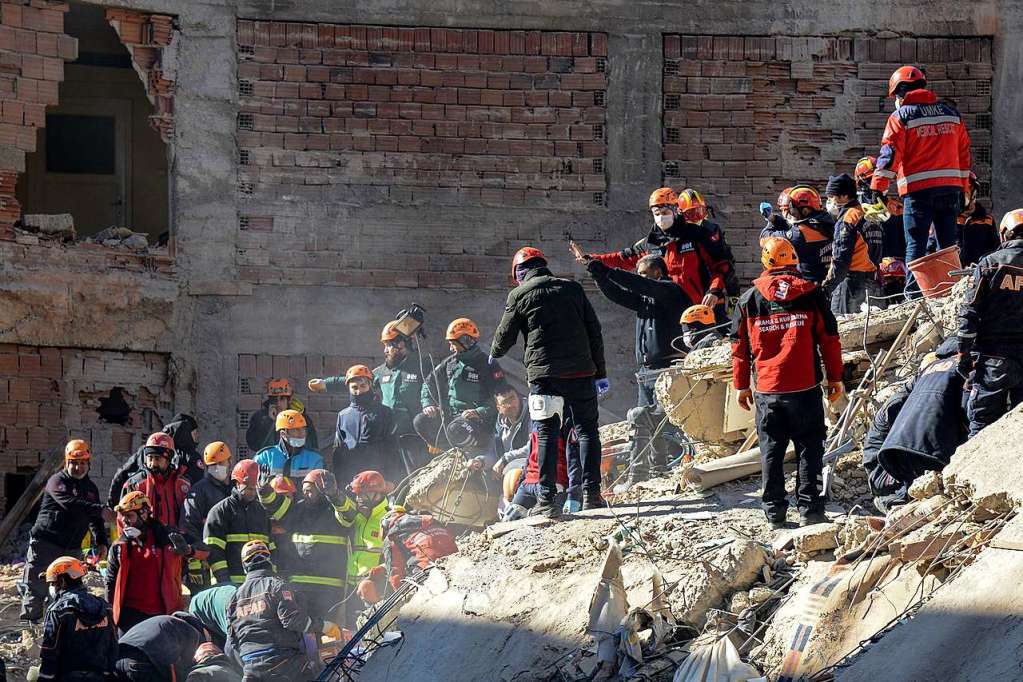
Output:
[822,173,879,315]
[204,460,274,586]
[491,386,531,479]
[956,172,1000,267]
[570,187,736,316]
[332,365,400,486]
[38,556,117,681]
[347,471,393,594]
[108,415,204,504]
[584,254,686,489]
[491,247,607,516]
[374,507,457,598]
[107,491,205,635]
[504,432,570,520]
[188,583,237,649]
[760,185,835,283]
[958,209,1023,437]
[183,441,234,592]
[731,237,844,528]
[186,643,241,682]
[114,611,208,682]
[121,432,191,528]
[227,540,327,681]
[21,439,112,623]
[680,304,725,350]
[416,318,507,458]
[253,409,324,481]
[855,156,906,264]
[867,65,971,297]
[878,257,909,308]
[267,475,297,579]
[862,387,910,513]
[246,379,318,452]
[259,468,357,626]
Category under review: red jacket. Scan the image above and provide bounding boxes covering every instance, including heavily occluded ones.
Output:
[523,432,568,488]
[730,270,843,394]
[383,514,457,590]
[106,524,184,625]
[592,219,734,305]
[123,469,190,528]
[871,89,971,196]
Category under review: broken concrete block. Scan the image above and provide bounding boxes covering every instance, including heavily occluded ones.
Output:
[729,591,750,613]
[749,586,774,605]
[772,523,838,555]
[890,530,969,562]
[908,471,942,500]
[22,213,74,236]
[970,491,1013,522]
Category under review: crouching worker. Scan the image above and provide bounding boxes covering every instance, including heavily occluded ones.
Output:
[680,304,724,351]
[503,432,569,520]
[186,643,241,682]
[114,611,209,682]
[731,237,844,529]
[38,557,117,682]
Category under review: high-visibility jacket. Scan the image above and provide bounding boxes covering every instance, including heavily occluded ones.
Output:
[348,500,389,583]
[204,490,273,585]
[827,203,877,286]
[261,488,357,590]
[871,89,971,196]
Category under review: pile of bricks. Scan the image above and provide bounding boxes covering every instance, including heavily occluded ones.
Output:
[0,344,172,509]
[662,34,993,281]
[0,235,176,274]
[236,21,608,209]
[105,8,176,143]
[0,0,76,239]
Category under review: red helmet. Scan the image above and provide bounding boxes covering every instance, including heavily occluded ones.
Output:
[888,65,926,98]
[350,470,395,495]
[232,459,259,487]
[146,432,175,452]
[511,247,546,278]
[854,156,877,185]
[302,468,336,490]
[787,186,822,212]
[271,475,296,495]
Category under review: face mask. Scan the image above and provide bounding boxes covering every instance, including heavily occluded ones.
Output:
[351,392,373,408]
[654,213,674,230]
[683,331,698,349]
[208,464,229,482]
[285,436,306,449]
[894,96,903,110]
[826,198,842,218]
[48,584,58,600]
[123,526,142,540]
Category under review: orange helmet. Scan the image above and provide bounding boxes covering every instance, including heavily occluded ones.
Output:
[302,468,336,490]
[194,643,222,665]
[511,247,546,278]
[680,304,715,326]
[787,186,821,213]
[115,490,151,514]
[380,320,403,344]
[267,378,293,397]
[777,187,793,210]
[649,187,678,208]
[854,157,877,185]
[445,318,480,342]
[145,432,175,452]
[344,365,374,384]
[1000,209,1023,241]
[240,539,271,567]
[44,556,88,583]
[761,237,799,270]
[275,409,306,431]
[350,470,395,495]
[232,459,260,487]
[677,188,709,222]
[64,439,91,462]
[271,475,296,495]
[203,441,232,466]
[888,65,926,97]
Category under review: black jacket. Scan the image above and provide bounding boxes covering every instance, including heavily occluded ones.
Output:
[32,471,108,549]
[164,413,204,485]
[107,447,145,509]
[491,266,606,382]
[204,491,272,585]
[246,403,319,453]
[186,655,240,682]
[182,473,232,541]
[227,567,319,659]
[586,259,686,369]
[260,488,357,586]
[760,213,836,283]
[862,389,908,498]
[39,588,117,680]
[118,614,201,679]
[959,240,1023,353]
[333,400,400,485]
[957,205,1000,267]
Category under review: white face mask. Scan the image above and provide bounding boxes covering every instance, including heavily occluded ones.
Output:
[48,585,58,600]
[654,213,674,230]
[826,197,842,217]
[208,464,229,482]
[122,526,142,540]
[285,436,306,449]
[683,331,698,349]
[894,96,903,111]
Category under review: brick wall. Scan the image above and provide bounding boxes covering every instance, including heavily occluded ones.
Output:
[0,0,77,238]
[662,35,993,282]
[105,8,176,142]
[0,344,172,511]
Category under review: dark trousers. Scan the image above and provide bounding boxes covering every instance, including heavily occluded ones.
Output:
[115,645,171,682]
[876,447,943,498]
[530,377,601,502]
[117,606,157,638]
[830,271,880,316]
[967,354,1023,438]
[903,187,962,297]
[19,537,66,620]
[754,388,827,519]
[240,651,317,682]
[626,368,673,479]
[565,435,582,502]
[512,482,566,510]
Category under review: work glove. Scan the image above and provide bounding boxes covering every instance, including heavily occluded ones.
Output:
[257,463,273,492]
[168,532,190,556]
[826,381,844,403]
[759,201,772,220]
[322,620,342,641]
[595,378,611,396]
[308,378,327,393]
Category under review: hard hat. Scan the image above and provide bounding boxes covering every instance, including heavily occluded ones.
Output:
[344,365,374,384]
[275,409,306,431]
[854,156,877,184]
[240,539,271,568]
[888,65,926,97]
[648,187,678,208]
[380,320,404,344]
[777,187,793,212]
[145,432,175,452]
[677,188,709,222]
[511,247,546,278]
[44,556,88,583]
[445,318,480,342]
[231,459,260,487]
[194,642,222,665]
[680,304,715,326]
[787,185,822,212]
[266,378,293,397]
[389,504,407,515]
[302,468,336,490]
[115,490,151,514]
[502,468,523,503]
[64,439,91,462]
[761,237,800,270]
[350,470,395,495]
[203,441,232,466]
[879,257,908,280]
[1000,209,1023,241]
[271,475,296,495]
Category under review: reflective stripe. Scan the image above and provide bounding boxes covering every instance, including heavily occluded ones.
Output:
[292,533,348,545]
[210,560,228,572]
[188,558,203,570]
[225,533,270,543]
[905,115,961,129]
[897,168,969,189]
[259,490,276,504]
[206,537,227,549]
[874,169,897,179]
[270,495,292,522]
[290,575,345,588]
[959,332,977,339]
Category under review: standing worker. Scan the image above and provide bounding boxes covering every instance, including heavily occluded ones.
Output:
[731,237,844,528]
[246,380,318,452]
[867,65,971,297]
[332,365,399,485]
[957,172,1000,267]
[760,186,835,284]
[182,442,234,592]
[958,209,1023,437]
[121,432,191,528]
[253,409,324,481]
[204,460,274,586]
[347,471,393,597]
[491,247,607,517]
[20,439,113,623]
[822,173,879,315]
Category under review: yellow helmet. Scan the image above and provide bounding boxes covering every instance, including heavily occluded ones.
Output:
[677,188,709,222]
[275,409,306,431]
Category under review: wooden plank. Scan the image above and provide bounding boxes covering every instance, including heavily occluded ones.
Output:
[0,446,63,548]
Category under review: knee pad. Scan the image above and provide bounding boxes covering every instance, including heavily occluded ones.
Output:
[528,394,564,422]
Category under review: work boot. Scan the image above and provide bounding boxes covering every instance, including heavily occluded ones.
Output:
[769,517,788,531]
[799,510,828,527]
[583,490,608,511]
[529,499,562,520]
